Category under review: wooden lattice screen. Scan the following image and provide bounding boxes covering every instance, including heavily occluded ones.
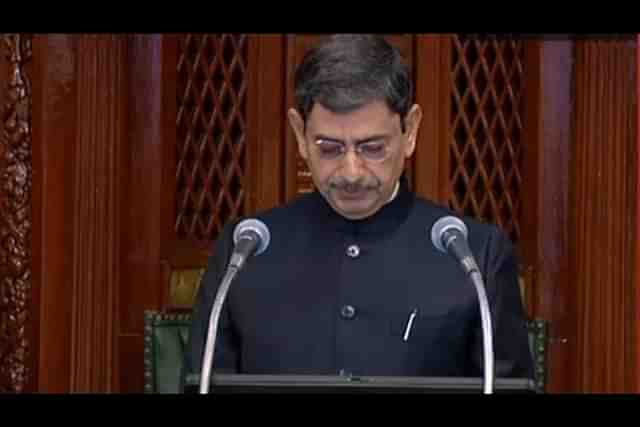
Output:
[450,35,524,242]
[176,34,248,244]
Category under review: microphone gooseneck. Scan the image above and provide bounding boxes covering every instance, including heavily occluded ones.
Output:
[430,215,494,395]
[199,218,270,394]
[199,265,239,394]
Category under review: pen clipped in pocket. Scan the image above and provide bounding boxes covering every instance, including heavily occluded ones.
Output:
[390,308,459,345]
[402,308,418,341]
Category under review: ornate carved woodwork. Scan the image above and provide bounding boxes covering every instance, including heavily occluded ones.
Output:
[176,34,248,245]
[449,35,524,243]
[0,33,32,393]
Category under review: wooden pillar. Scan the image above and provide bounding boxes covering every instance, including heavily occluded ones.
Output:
[29,34,128,392]
[520,39,574,392]
[572,38,637,392]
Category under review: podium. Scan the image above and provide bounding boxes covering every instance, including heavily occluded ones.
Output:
[184,373,537,394]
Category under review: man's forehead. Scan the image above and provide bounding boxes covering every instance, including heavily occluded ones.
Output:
[306,101,400,136]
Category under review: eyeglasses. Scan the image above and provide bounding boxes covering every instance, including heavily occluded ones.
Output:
[313,139,390,163]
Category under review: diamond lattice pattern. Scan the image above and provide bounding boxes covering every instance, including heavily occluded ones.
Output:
[450,36,524,242]
[176,34,247,243]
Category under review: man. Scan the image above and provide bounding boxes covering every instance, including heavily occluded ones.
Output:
[182,34,534,388]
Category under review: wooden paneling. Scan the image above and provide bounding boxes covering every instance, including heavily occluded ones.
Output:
[520,40,573,392]
[245,35,286,214]
[573,39,637,392]
[118,34,289,390]
[69,35,128,392]
[284,34,313,199]
[160,35,179,265]
[30,34,163,393]
[30,34,76,393]
[413,35,451,204]
[637,34,640,393]
[119,35,169,393]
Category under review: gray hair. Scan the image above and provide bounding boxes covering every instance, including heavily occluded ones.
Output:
[294,34,413,132]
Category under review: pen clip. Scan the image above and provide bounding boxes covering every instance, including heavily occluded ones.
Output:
[403,308,418,342]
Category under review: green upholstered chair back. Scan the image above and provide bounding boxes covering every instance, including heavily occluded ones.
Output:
[144,310,192,394]
[143,310,549,393]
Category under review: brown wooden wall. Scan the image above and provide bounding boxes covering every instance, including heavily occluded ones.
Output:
[520,39,574,392]
[0,33,637,393]
[637,34,640,391]
[571,39,637,392]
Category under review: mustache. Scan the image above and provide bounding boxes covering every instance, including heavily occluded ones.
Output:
[328,177,381,192]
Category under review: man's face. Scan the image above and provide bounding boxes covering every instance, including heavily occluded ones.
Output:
[288,100,422,220]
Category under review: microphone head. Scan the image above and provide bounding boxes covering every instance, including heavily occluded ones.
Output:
[233,218,271,255]
[430,215,468,253]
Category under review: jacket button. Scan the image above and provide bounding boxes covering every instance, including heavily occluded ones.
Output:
[346,244,360,258]
[340,304,356,319]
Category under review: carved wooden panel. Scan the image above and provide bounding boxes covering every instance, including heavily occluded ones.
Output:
[176,34,248,245]
[0,53,6,131]
[0,34,32,393]
[449,35,524,243]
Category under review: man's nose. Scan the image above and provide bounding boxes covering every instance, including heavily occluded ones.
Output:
[341,149,366,179]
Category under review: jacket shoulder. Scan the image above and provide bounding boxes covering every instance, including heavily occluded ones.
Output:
[411,196,513,250]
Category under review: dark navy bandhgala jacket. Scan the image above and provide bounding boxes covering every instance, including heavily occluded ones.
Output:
[182,179,534,383]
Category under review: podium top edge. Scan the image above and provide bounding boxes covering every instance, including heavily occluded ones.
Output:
[185,373,536,391]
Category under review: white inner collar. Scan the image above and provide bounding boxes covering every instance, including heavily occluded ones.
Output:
[385,180,400,205]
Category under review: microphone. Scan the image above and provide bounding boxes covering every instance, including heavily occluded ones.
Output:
[230,218,271,270]
[199,218,270,394]
[430,215,494,395]
[431,216,479,275]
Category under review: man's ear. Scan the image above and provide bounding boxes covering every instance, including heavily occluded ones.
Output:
[403,104,422,158]
[287,108,308,160]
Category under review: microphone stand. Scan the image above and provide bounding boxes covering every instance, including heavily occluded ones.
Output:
[437,221,495,395]
[469,270,494,395]
[198,235,258,394]
[199,264,239,394]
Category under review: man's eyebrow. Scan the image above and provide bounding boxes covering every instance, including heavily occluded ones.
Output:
[314,133,390,144]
